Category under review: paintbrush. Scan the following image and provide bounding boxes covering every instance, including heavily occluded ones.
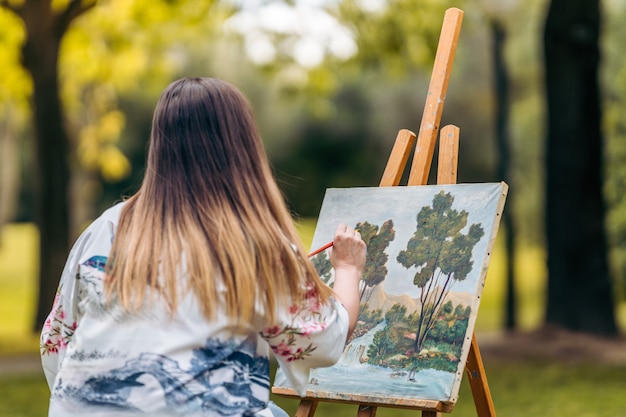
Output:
[308,241,333,257]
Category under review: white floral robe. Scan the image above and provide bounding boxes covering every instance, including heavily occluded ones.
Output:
[40,203,349,417]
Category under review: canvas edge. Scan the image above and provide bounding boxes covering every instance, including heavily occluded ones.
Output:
[446,181,509,403]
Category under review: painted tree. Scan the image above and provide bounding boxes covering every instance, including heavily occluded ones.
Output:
[311,251,332,285]
[355,219,395,300]
[397,190,483,353]
[359,304,383,325]
[367,325,396,365]
[385,303,407,324]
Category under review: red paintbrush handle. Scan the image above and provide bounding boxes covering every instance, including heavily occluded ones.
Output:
[308,241,333,257]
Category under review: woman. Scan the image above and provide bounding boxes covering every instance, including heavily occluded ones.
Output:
[40,77,365,416]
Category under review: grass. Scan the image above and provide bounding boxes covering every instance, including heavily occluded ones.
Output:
[1,221,625,417]
[4,361,626,417]
[271,362,626,417]
[0,373,49,417]
[0,223,40,355]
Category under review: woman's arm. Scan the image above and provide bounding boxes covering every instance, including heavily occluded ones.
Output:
[261,223,366,395]
[328,223,366,338]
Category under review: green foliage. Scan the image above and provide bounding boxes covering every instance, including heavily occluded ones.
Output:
[397,191,484,288]
[311,251,332,285]
[272,82,391,216]
[364,299,469,374]
[366,325,396,363]
[604,1,626,301]
[359,303,383,325]
[384,303,407,324]
[349,303,383,343]
[313,218,398,295]
[336,0,462,76]
[397,190,483,352]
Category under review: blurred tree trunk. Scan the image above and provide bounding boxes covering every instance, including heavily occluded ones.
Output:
[4,0,94,331]
[0,108,21,230]
[543,0,617,335]
[490,18,517,331]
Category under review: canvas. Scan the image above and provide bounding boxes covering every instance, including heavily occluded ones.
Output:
[274,182,507,406]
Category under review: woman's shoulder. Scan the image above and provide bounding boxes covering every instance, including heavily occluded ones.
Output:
[99,200,127,222]
[87,201,127,231]
[74,201,127,246]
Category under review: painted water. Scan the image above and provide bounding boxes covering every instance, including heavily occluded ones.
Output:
[307,320,456,402]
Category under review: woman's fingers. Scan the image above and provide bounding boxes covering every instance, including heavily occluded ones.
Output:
[330,223,366,272]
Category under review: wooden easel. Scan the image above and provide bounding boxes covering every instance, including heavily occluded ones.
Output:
[273,7,496,417]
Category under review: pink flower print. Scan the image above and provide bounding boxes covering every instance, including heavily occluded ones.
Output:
[274,341,293,357]
[300,322,322,336]
[40,294,76,356]
[304,286,318,300]
[42,339,58,354]
[287,348,304,362]
[306,298,322,314]
[305,320,328,335]
[289,304,299,315]
[262,326,281,337]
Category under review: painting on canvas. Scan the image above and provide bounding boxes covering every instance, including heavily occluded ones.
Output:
[274,182,507,405]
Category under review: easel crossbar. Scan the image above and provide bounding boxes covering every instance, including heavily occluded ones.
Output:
[272,387,455,413]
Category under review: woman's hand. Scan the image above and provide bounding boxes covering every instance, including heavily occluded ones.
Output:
[329,223,366,338]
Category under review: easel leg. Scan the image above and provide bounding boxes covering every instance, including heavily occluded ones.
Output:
[420,411,440,417]
[294,400,318,417]
[464,334,497,417]
[357,405,377,417]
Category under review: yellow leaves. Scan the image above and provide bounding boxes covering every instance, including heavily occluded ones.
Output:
[55,0,233,185]
[79,126,98,166]
[98,145,131,182]
[0,8,31,112]
[98,110,124,142]
[3,0,232,185]
[111,47,149,91]
[50,0,71,13]
[59,0,228,98]
[0,7,24,44]
[78,110,131,182]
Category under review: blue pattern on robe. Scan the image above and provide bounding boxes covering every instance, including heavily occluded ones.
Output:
[54,337,269,416]
[82,256,108,272]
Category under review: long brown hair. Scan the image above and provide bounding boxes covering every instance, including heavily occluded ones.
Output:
[106,77,331,324]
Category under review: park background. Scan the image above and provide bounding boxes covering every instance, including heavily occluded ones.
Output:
[1,0,626,415]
